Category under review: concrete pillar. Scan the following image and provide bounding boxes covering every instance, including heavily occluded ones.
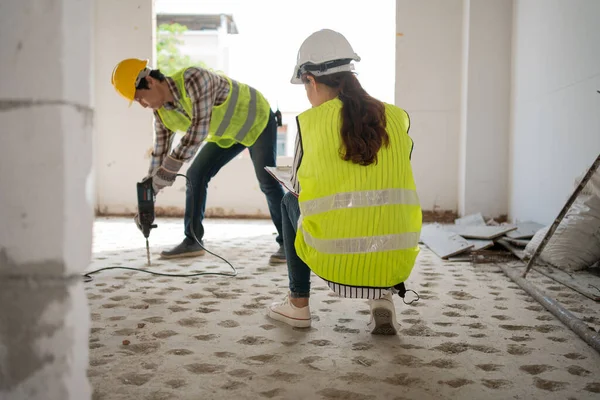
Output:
[0,0,93,399]
[94,0,155,215]
[458,0,512,217]
[396,0,464,213]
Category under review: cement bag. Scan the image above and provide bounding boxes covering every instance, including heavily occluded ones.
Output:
[574,165,600,197]
[525,168,600,272]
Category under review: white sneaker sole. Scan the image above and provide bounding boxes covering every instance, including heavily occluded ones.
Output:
[369,307,398,335]
[267,308,311,328]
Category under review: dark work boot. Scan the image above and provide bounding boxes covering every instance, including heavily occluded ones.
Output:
[269,245,286,265]
[160,238,205,259]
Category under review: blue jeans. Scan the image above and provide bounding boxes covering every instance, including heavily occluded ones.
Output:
[184,111,284,245]
[281,191,311,298]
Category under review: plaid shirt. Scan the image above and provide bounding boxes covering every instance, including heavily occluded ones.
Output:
[149,67,230,175]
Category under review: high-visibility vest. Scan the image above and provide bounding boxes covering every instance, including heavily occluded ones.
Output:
[156,68,271,148]
[295,98,422,287]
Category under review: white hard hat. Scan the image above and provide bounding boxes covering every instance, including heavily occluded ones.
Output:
[291,29,361,84]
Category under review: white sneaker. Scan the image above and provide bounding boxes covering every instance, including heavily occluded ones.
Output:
[267,293,311,328]
[367,292,399,335]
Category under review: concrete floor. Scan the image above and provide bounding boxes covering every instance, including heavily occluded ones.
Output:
[86,218,600,400]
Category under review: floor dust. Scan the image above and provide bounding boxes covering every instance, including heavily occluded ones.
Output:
[87,218,600,400]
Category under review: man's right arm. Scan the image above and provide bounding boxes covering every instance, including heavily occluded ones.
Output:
[148,112,174,176]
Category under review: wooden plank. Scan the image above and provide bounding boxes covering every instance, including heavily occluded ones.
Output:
[499,240,600,301]
[420,224,474,259]
[454,213,486,226]
[496,239,526,260]
[506,221,544,239]
[532,264,600,302]
[504,237,530,247]
[471,250,518,264]
[466,239,494,251]
[446,255,472,262]
[447,225,517,240]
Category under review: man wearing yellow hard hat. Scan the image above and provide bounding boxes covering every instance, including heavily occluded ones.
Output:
[111,58,286,263]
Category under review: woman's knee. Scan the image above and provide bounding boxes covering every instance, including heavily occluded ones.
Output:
[281,191,297,209]
[281,192,301,223]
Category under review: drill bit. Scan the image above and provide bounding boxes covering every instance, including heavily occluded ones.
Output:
[146,238,151,266]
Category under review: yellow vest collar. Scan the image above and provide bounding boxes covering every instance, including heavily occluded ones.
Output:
[299,97,342,119]
[163,76,183,110]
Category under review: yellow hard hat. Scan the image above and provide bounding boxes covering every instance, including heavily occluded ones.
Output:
[111,58,149,105]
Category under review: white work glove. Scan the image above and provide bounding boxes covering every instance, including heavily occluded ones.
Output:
[151,155,183,194]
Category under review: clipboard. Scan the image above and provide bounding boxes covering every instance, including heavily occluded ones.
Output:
[265,166,299,197]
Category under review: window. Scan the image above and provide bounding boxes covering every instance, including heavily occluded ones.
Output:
[276,124,288,156]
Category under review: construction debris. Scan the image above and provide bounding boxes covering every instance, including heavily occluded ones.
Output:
[419,224,473,259]
[419,157,600,356]
[454,213,486,226]
[447,225,517,240]
[419,156,600,303]
[496,238,526,260]
[486,218,500,226]
[503,237,530,247]
[421,215,533,264]
[465,239,494,251]
[470,250,517,264]
[505,221,544,239]
[446,255,472,262]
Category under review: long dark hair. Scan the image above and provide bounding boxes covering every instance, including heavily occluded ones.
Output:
[304,72,388,166]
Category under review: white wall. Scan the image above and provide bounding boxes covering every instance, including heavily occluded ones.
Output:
[459,0,512,217]
[94,0,155,215]
[509,0,600,224]
[396,0,599,222]
[396,0,463,212]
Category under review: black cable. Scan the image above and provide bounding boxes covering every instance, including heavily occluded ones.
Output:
[83,174,237,281]
[401,289,420,305]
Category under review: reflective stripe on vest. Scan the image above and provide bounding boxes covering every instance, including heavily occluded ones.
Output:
[213,81,260,141]
[236,87,258,141]
[299,223,420,254]
[299,188,420,217]
[213,80,240,137]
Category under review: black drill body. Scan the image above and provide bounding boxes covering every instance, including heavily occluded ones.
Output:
[137,178,157,238]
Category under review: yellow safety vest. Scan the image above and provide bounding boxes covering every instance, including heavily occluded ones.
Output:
[156,68,271,148]
[295,98,422,287]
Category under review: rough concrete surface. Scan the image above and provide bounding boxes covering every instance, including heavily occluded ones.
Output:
[0,254,91,400]
[86,218,600,400]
